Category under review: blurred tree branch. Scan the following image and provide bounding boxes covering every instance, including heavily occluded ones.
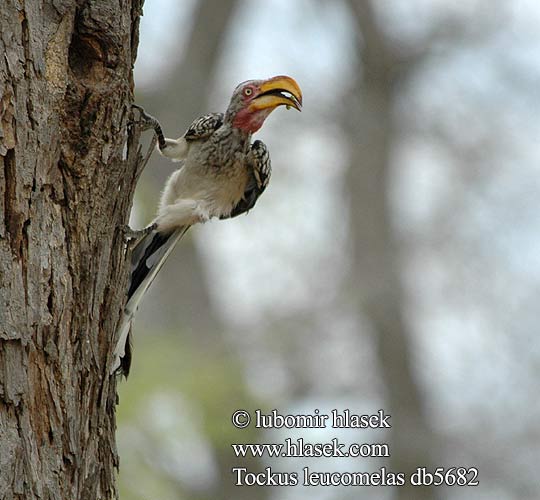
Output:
[350,0,507,71]
[344,1,439,498]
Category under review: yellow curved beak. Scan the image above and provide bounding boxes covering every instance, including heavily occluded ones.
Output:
[250,75,303,112]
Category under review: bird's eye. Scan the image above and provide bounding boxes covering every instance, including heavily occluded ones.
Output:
[244,88,253,96]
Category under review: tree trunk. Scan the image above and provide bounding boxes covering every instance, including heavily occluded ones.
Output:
[0,1,144,498]
[346,2,438,499]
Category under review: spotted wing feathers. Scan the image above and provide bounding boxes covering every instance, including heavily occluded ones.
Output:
[226,140,272,219]
[184,113,224,141]
[250,139,271,191]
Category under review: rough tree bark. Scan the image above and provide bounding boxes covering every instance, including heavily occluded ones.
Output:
[0,1,145,498]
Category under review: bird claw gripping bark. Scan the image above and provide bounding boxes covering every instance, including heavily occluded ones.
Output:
[130,104,167,150]
[122,223,157,250]
[130,104,159,131]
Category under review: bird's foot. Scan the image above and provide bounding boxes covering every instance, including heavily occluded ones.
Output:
[130,104,167,151]
[130,104,161,132]
[122,223,157,249]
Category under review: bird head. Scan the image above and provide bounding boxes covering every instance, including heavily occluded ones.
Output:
[227,75,303,133]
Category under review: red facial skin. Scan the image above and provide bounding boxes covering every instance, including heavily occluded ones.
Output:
[232,84,273,134]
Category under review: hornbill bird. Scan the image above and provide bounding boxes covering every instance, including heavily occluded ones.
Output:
[111,75,302,375]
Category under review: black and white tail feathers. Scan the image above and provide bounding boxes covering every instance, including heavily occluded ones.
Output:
[111,225,190,375]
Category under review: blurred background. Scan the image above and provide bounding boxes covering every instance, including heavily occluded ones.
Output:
[117,1,540,499]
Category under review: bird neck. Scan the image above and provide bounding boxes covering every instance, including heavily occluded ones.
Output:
[229,107,272,134]
[218,121,252,152]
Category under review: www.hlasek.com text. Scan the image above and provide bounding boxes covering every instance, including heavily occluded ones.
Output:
[232,438,389,459]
